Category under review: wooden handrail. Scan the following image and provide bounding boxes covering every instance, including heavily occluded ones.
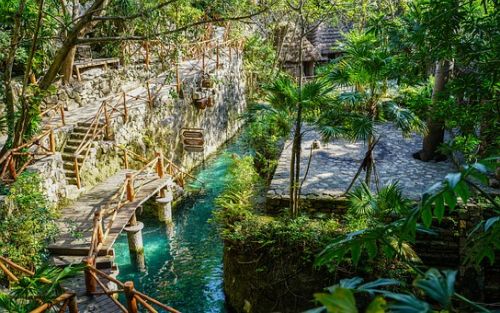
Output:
[0,257,78,313]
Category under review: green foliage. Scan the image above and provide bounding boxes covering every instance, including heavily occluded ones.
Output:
[0,264,82,312]
[310,268,486,313]
[0,172,58,270]
[214,155,261,224]
[243,35,277,100]
[315,158,498,312]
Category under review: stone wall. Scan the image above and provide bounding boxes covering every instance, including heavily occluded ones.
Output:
[27,49,246,203]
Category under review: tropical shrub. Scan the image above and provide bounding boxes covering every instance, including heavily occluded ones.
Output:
[0,172,58,270]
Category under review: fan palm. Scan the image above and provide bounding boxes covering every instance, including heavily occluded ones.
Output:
[0,264,82,313]
[316,30,425,192]
[245,75,333,216]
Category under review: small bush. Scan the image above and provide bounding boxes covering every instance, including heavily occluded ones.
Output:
[0,172,58,270]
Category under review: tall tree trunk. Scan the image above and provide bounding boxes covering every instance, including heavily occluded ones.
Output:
[416,60,451,161]
[12,0,45,148]
[62,46,76,84]
[0,0,27,155]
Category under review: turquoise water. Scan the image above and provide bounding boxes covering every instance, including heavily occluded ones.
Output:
[114,139,247,313]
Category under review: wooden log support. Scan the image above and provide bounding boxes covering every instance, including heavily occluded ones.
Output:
[49,127,56,153]
[124,213,145,270]
[124,281,139,313]
[94,211,104,244]
[202,46,205,75]
[84,257,97,295]
[175,62,181,96]
[68,294,79,313]
[146,82,152,109]
[60,105,66,126]
[216,44,220,68]
[156,152,164,178]
[124,150,129,169]
[156,191,173,223]
[0,260,18,282]
[123,92,128,123]
[103,101,111,140]
[126,173,135,201]
[74,157,81,189]
[8,157,17,180]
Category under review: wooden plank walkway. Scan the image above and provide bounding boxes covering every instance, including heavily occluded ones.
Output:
[49,169,172,256]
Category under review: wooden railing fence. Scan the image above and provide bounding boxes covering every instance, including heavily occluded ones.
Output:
[0,35,242,186]
[0,256,78,313]
[0,127,57,182]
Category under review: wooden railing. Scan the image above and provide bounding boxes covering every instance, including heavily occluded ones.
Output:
[0,256,79,313]
[40,102,66,126]
[0,127,57,183]
[83,262,181,313]
[83,151,182,312]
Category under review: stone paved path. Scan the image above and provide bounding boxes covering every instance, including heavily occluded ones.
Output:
[268,123,457,204]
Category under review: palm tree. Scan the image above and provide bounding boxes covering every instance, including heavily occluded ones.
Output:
[316,30,425,192]
[247,75,332,216]
[0,264,82,312]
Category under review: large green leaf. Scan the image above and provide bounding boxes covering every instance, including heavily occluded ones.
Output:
[413,268,456,309]
[314,288,358,313]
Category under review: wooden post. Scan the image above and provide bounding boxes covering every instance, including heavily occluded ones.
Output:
[176,62,181,95]
[84,257,96,295]
[8,157,17,180]
[49,128,56,153]
[94,211,104,244]
[202,46,205,75]
[103,101,111,140]
[216,44,220,69]
[146,82,152,109]
[126,173,135,201]
[124,281,138,313]
[124,150,129,169]
[74,157,81,189]
[68,294,79,313]
[156,152,164,178]
[144,41,150,68]
[229,45,232,63]
[123,92,128,123]
[60,105,66,126]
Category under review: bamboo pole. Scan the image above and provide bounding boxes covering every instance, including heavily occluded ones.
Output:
[124,281,139,313]
[74,157,81,189]
[156,152,164,178]
[124,150,129,169]
[126,174,135,201]
[103,101,111,139]
[84,257,97,294]
[0,260,18,282]
[49,127,56,153]
[135,295,159,313]
[60,105,66,126]
[123,92,128,122]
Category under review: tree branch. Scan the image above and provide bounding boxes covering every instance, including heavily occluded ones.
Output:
[92,0,179,21]
[76,7,269,44]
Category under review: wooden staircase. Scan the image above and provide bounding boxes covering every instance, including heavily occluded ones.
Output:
[62,121,105,185]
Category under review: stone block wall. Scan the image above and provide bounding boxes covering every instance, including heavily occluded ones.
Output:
[27,50,246,203]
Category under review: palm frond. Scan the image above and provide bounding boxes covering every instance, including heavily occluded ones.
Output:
[383,101,427,136]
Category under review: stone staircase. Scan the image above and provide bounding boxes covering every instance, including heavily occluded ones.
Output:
[62,121,105,185]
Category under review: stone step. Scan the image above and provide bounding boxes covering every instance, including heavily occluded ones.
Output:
[65,139,83,147]
[63,161,79,170]
[73,126,92,134]
[64,145,88,154]
[61,153,85,162]
[66,177,79,185]
[77,121,104,128]
[64,169,77,178]
[50,254,115,270]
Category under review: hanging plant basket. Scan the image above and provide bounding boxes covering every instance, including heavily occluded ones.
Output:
[201,73,215,88]
[194,98,208,109]
[207,96,215,107]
